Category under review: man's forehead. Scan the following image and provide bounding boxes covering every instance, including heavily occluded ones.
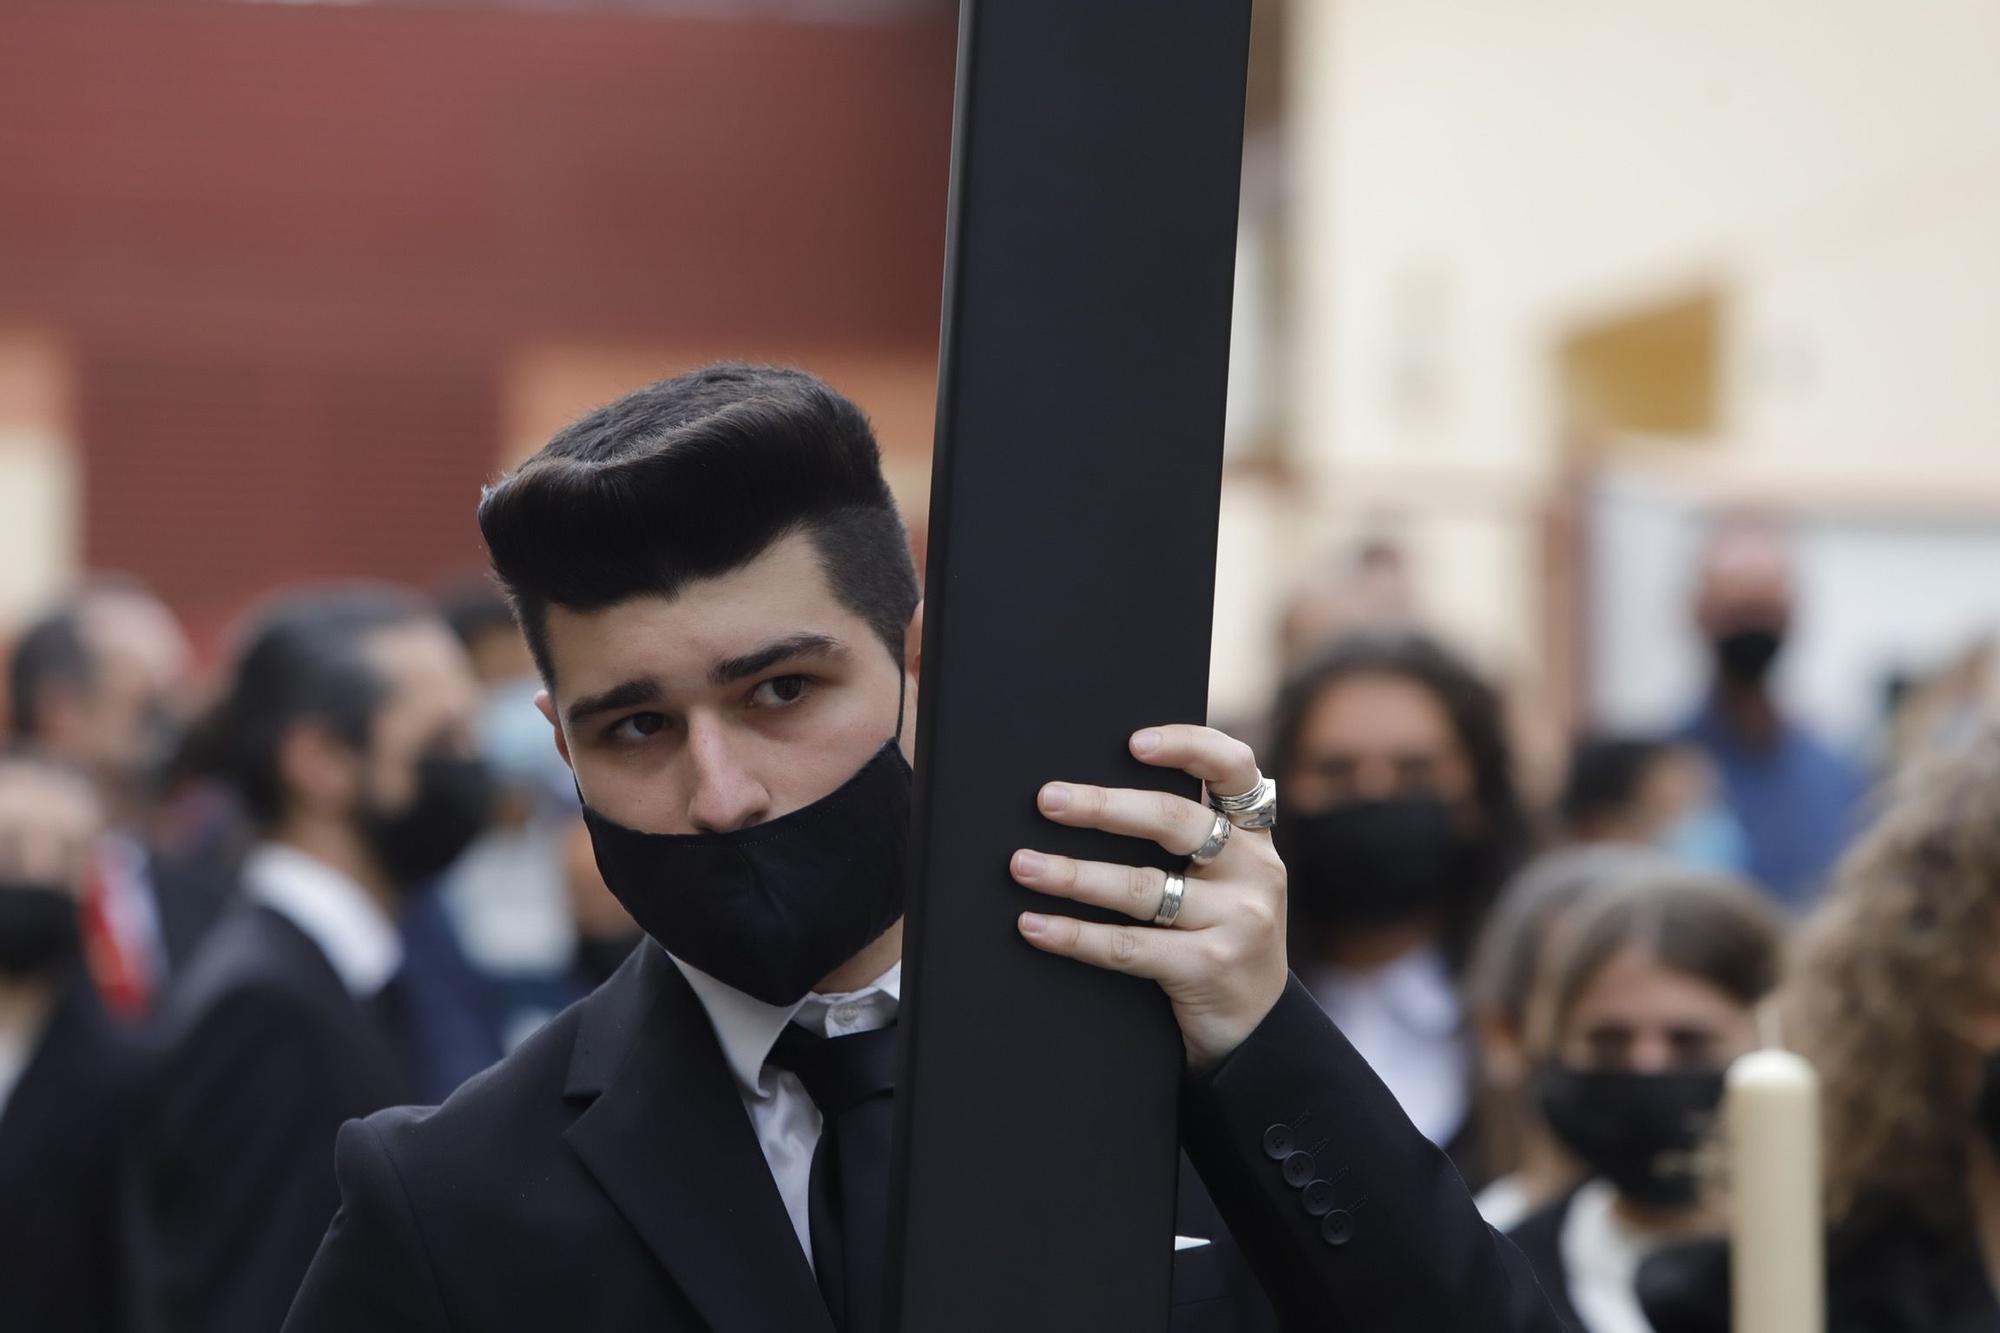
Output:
[543,534,856,696]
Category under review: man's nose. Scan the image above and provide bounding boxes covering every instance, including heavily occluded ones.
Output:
[683,716,770,834]
[1352,759,1401,802]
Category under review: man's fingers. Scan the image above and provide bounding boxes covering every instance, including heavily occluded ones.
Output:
[1017,911,1194,983]
[1038,781,1213,854]
[1129,724,1261,797]
[1011,849,1223,927]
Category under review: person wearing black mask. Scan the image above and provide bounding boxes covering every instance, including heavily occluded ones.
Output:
[0,749,142,1332]
[1639,732,2000,1333]
[1504,867,1780,1333]
[129,586,492,1333]
[284,365,1570,1333]
[1268,630,1530,1175]
[1679,516,1864,907]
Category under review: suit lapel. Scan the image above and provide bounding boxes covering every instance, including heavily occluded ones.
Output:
[563,944,835,1333]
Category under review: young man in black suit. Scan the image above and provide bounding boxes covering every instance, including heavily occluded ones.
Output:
[130,588,494,1333]
[0,750,142,1333]
[285,366,1562,1332]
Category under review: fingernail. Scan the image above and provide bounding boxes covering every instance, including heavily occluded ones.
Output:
[1019,912,1049,935]
[1133,729,1162,756]
[1013,850,1046,877]
[1040,783,1071,812]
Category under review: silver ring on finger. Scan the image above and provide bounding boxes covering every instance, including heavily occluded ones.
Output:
[1209,774,1279,831]
[1151,870,1188,928]
[1188,810,1233,867]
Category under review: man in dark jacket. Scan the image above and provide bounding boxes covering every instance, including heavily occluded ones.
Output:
[0,749,143,1332]
[285,366,1561,1332]
[129,587,493,1333]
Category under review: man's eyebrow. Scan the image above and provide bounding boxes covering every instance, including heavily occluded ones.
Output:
[711,632,846,687]
[565,677,663,729]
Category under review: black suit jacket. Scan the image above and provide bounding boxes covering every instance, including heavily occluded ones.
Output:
[1504,1191,1586,1332]
[286,946,1561,1332]
[130,902,411,1333]
[0,970,143,1333]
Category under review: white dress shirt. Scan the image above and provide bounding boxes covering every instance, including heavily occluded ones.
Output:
[242,842,403,999]
[671,952,901,1269]
[1559,1178,1662,1333]
[0,987,54,1124]
[1306,943,1469,1147]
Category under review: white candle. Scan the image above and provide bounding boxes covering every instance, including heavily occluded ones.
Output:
[1727,1049,1824,1333]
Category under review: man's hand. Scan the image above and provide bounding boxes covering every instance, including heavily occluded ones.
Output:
[1011,723,1288,1073]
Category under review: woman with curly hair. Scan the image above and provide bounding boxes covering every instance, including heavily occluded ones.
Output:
[1268,629,1533,1175]
[1640,732,2000,1331]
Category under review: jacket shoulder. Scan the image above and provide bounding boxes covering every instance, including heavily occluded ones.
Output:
[356,992,587,1187]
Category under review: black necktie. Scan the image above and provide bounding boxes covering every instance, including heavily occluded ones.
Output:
[766,1020,899,1333]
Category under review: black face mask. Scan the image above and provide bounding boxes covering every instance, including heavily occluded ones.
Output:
[359,752,496,890]
[1273,795,1468,928]
[1538,1065,1725,1207]
[1713,626,1784,686]
[580,732,911,1008]
[0,882,84,978]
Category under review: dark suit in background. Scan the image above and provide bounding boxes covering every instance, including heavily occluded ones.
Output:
[1638,1218,2000,1333]
[286,946,1562,1332]
[0,969,143,1333]
[130,902,411,1333]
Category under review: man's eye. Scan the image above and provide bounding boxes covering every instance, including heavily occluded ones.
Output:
[609,713,667,742]
[753,675,811,707]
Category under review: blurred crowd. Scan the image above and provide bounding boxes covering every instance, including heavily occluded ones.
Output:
[2,510,1997,1331]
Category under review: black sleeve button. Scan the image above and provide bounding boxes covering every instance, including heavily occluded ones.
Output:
[1320,1209,1355,1246]
[1281,1151,1315,1187]
[1262,1125,1295,1160]
[1301,1179,1334,1216]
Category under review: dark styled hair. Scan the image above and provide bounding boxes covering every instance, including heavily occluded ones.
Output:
[1559,735,1669,834]
[7,607,92,742]
[188,585,430,829]
[477,363,920,686]
[1270,628,1533,965]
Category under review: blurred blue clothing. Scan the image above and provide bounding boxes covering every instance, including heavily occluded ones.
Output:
[397,889,507,1103]
[1680,697,1867,909]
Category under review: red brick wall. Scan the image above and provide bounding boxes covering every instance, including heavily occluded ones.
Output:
[0,2,954,647]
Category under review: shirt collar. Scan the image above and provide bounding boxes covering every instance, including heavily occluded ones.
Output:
[671,951,903,1100]
[243,842,404,999]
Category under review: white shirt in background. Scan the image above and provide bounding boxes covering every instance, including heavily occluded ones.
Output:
[1560,1178,1662,1333]
[242,842,403,999]
[672,951,902,1270]
[1307,943,1469,1147]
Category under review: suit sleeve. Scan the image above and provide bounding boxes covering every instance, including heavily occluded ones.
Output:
[283,1115,452,1333]
[1179,976,1570,1333]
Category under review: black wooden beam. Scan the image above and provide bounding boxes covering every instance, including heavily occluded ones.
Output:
[892,3,1254,1328]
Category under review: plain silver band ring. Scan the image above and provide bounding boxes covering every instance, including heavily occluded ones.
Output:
[1189,810,1233,867]
[1152,870,1187,928]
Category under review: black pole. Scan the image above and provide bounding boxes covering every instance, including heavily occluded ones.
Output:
[891,3,1254,1328]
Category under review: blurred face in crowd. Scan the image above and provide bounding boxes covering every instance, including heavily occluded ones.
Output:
[1694,525,1795,686]
[280,620,487,889]
[537,530,915,838]
[1556,944,1758,1075]
[1274,670,1482,936]
[1283,672,1475,818]
[0,758,101,981]
[41,591,193,807]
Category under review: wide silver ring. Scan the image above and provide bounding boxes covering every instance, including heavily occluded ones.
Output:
[1208,774,1278,831]
[1151,870,1187,928]
[1189,810,1233,867]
